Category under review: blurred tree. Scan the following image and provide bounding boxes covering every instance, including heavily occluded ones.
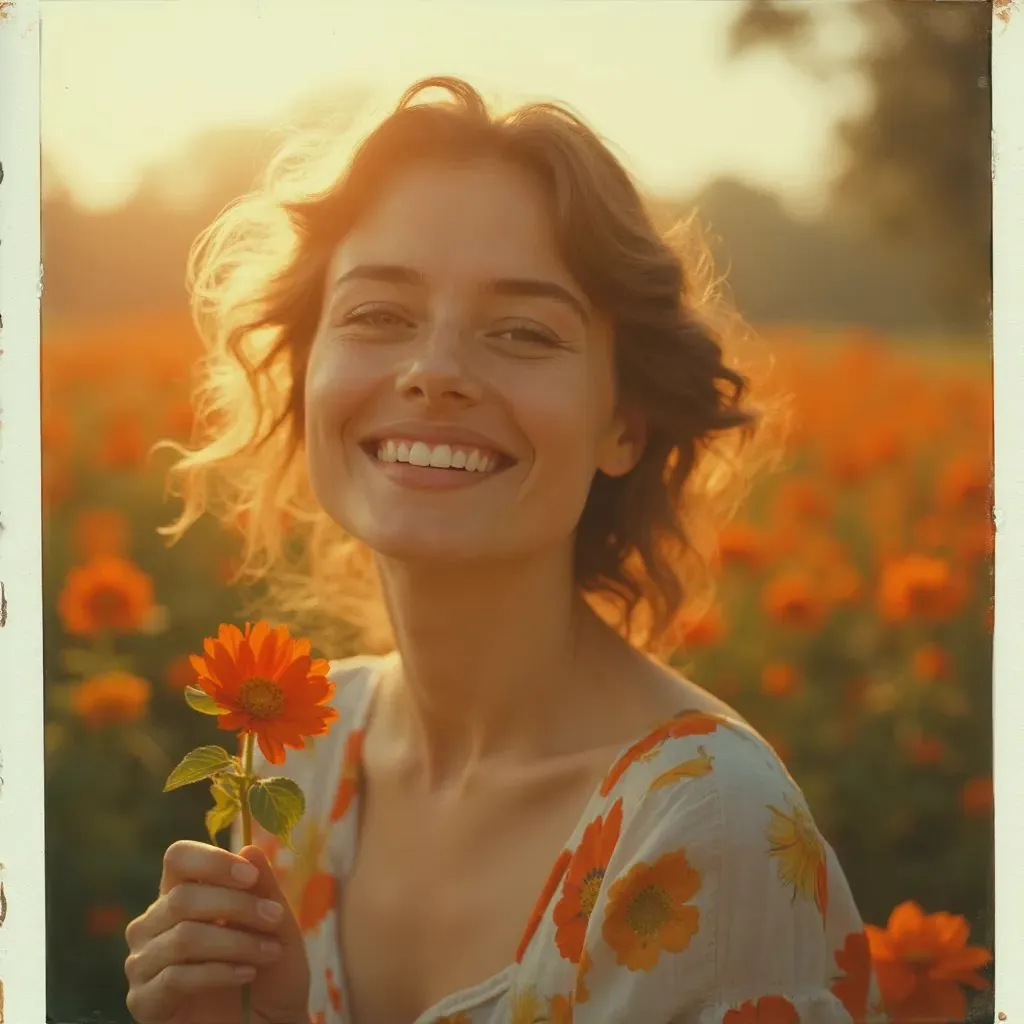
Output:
[728,0,991,328]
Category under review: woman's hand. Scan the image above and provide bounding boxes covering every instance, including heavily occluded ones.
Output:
[125,840,311,1024]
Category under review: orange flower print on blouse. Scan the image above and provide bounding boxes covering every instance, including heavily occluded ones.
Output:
[330,728,365,822]
[600,712,723,796]
[297,871,337,933]
[574,947,593,1005]
[325,966,343,1013]
[547,993,574,1024]
[722,995,800,1023]
[648,746,714,792]
[831,930,873,1022]
[766,800,828,918]
[553,799,624,963]
[517,848,572,962]
[601,848,701,971]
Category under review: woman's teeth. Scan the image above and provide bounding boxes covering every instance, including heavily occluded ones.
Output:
[375,440,498,473]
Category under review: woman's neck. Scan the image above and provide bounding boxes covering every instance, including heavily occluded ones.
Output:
[372,548,620,789]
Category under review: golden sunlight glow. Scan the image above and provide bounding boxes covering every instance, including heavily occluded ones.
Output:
[41,1,865,213]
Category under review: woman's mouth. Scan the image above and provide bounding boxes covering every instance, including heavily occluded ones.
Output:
[358,438,516,489]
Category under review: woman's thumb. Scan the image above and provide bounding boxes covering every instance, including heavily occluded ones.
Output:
[238,844,300,930]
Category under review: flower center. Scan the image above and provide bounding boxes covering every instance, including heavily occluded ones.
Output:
[579,869,605,918]
[625,884,672,937]
[238,677,285,719]
[87,585,131,625]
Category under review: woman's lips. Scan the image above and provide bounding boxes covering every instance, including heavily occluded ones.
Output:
[358,442,512,490]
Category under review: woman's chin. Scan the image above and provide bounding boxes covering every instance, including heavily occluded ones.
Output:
[357,527,492,567]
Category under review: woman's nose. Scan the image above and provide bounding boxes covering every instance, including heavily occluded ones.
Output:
[395,328,483,406]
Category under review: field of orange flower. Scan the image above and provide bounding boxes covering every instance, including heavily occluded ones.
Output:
[40,314,993,1022]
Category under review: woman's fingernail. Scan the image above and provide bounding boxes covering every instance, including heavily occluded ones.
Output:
[231,862,259,885]
[235,965,257,980]
[258,898,284,922]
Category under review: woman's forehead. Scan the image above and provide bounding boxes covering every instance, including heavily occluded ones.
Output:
[325,176,582,299]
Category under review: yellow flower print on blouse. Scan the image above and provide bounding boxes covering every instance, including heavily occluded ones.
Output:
[766,799,828,917]
[648,745,714,792]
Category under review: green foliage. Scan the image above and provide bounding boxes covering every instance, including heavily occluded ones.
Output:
[163,745,236,792]
[246,777,306,849]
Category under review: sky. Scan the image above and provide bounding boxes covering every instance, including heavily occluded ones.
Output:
[41,0,868,215]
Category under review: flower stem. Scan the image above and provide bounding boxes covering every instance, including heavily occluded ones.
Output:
[240,731,254,1024]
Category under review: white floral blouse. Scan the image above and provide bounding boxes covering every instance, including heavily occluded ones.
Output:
[237,654,886,1024]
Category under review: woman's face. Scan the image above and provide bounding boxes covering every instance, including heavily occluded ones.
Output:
[304,157,642,566]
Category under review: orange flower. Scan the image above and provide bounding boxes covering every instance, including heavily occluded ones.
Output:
[831,930,873,1023]
[722,995,800,1024]
[762,572,825,630]
[516,848,571,963]
[878,554,961,623]
[164,653,197,691]
[717,521,767,570]
[866,901,991,1022]
[761,662,800,698]
[906,735,945,767]
[601,848,701,971]
[188,621,339,764]
[554,799,624,963]
[330,729,365,822]
[600,712,722,797]
[72,508,129,560]
[955,518,995,563]
[85,904,126,937]
[960,775,993,817]
[773,477,833,523]
[936,455,991,514]
[663,604,727,651]
[71,672,151,728]
[97,413,147,470]
[912,644,950,682]
[164,398,196,439]
[42,408,71,454]
[766,801,828,917]
[57,556,156,637]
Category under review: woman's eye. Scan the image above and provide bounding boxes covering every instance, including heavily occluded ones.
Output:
[341,308,408,329]
[493,325,564,347]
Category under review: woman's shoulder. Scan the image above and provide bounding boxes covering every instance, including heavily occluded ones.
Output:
[326,650,392,708]
[595,684,829,882]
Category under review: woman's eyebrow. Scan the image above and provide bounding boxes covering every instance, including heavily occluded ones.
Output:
[330,263,590,324]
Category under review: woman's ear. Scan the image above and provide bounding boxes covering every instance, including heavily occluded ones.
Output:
[598,405,649,479]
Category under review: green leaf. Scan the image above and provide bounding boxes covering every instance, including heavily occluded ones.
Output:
[163,745,234,792]
[205,778,241,845]
[247,776,305,849]
[184,685,228,716]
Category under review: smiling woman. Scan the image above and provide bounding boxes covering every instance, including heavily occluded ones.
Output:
[125,77,883,1024]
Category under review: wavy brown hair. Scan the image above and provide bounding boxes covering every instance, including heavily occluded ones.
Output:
[163,76,782,654]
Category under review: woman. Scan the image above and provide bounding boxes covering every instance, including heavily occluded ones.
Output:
[124,77,883,1024]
